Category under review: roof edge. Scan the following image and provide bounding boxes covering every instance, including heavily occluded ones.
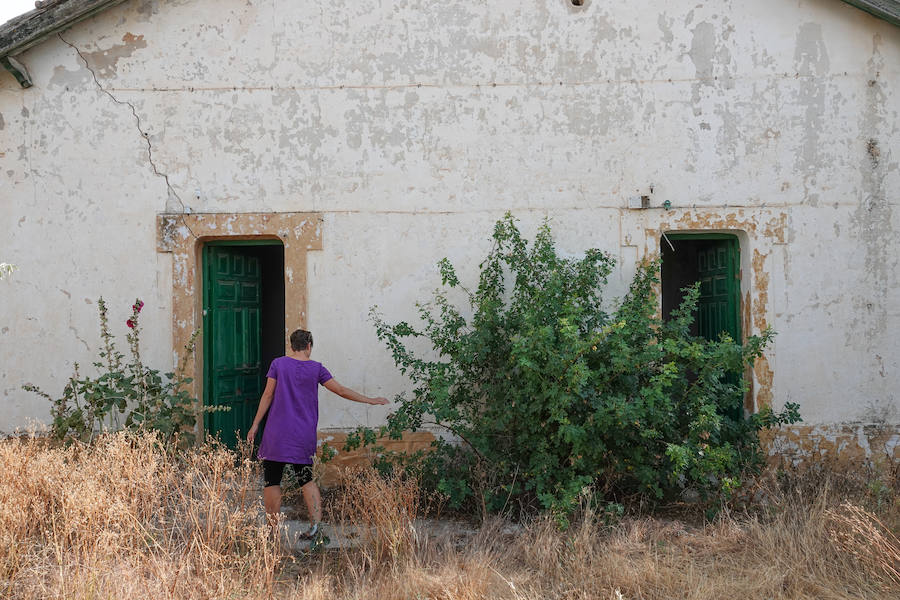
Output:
[840,0,900,27]
[0,0,897,65]
[0,0,129,60]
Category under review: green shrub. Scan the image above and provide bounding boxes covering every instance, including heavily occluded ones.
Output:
[347,214,799,519]
[24,298,210,447]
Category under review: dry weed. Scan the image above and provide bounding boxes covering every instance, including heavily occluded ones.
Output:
[2,431,898,599]
[0,431,283,599]
[825,501,900,585]
[332,466,422,571]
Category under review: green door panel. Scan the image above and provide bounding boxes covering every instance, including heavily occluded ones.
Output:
[203,246,263,448]
[695,237,742,419]
[696,238,740,344]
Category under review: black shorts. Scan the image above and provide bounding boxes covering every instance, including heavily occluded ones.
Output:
[262,460,313,488]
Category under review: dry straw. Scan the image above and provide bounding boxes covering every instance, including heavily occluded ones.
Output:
[1,430,897,599]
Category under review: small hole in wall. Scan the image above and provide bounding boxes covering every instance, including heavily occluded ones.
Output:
[571,0,584,5]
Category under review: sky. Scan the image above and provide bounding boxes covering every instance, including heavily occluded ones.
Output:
[0,0,37,26]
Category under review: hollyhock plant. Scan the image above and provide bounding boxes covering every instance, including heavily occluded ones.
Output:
[127,299,143,328]
[24,296,206,447]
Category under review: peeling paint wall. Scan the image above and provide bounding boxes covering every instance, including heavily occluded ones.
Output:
[1,1,898,452]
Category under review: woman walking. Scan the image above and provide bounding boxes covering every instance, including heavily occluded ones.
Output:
[247,329,388,539]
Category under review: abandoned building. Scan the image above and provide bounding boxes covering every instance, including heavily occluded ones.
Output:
[1,0,898,462]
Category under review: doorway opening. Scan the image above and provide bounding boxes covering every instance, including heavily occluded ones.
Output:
[660,233,741,343]
[202,240,285,448]
[661,233,743,417]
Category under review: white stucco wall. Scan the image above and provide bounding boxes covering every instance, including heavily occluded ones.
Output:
[1,0,898,434]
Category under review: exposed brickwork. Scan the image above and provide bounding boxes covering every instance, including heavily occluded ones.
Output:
[762,423,900,465]
[315,430,437,487]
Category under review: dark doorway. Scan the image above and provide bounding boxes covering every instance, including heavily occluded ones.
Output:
[202,241,285,448]
[661,234,741,343]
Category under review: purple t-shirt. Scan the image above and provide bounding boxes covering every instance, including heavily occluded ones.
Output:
[257,357,333,464]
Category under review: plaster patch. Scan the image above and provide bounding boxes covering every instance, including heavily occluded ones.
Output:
[689,20,733,114]
[657,13,675,48]
[848,35,895,353]
[82,33,149,79]
[48,65,92,89]
[793,22,830,206]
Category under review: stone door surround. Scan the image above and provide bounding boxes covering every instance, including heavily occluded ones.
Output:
[157,212,323,430]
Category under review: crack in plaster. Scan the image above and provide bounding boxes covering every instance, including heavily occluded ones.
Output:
[56,32,197,240]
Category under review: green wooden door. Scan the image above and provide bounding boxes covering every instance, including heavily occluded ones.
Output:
[203,246,263,448]
[696,238,741,344]
[695,237,742,419]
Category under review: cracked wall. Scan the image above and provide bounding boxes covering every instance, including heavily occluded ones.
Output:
[1,0,898,457]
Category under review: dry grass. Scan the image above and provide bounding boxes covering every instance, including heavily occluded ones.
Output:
[1,431,897,600]
[332,466,422,570]
[0,432,280,599]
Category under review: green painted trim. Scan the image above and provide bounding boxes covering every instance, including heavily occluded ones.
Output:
[205,239,283,247]
[202,241,278,433]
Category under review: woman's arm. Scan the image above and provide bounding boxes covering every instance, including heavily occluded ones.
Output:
[323,378,388,405]
[246,377,277,442]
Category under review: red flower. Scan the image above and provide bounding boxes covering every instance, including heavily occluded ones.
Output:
[126,319,135,329]
[133,300,144,313]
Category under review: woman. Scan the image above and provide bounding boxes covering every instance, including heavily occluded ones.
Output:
[247,329,388,539]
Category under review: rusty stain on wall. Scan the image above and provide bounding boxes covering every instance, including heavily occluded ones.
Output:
[751,249,770,331]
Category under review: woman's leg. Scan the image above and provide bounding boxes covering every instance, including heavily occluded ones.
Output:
[301,480,322,524]
[263,484,282,521]
[262,460,286,528]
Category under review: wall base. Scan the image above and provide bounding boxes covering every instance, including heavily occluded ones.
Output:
[761,423,900,466]
[315,430,437,487]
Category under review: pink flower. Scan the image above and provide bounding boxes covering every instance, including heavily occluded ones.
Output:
[126,319,135,329]
[133,300,144,313]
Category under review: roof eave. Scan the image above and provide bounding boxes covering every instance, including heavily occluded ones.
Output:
[0,0,129,60]
[0,0,897,89]
[840,0,900,27]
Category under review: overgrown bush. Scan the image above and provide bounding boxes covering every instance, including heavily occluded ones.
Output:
[24,298,208,447]
[348,214,799,519]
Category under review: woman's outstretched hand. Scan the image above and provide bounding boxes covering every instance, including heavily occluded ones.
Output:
[368,397,389,405]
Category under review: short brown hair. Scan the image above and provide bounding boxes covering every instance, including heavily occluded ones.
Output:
[290,329,313,351]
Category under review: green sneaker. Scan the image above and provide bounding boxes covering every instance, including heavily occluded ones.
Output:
[307,523,330,552]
